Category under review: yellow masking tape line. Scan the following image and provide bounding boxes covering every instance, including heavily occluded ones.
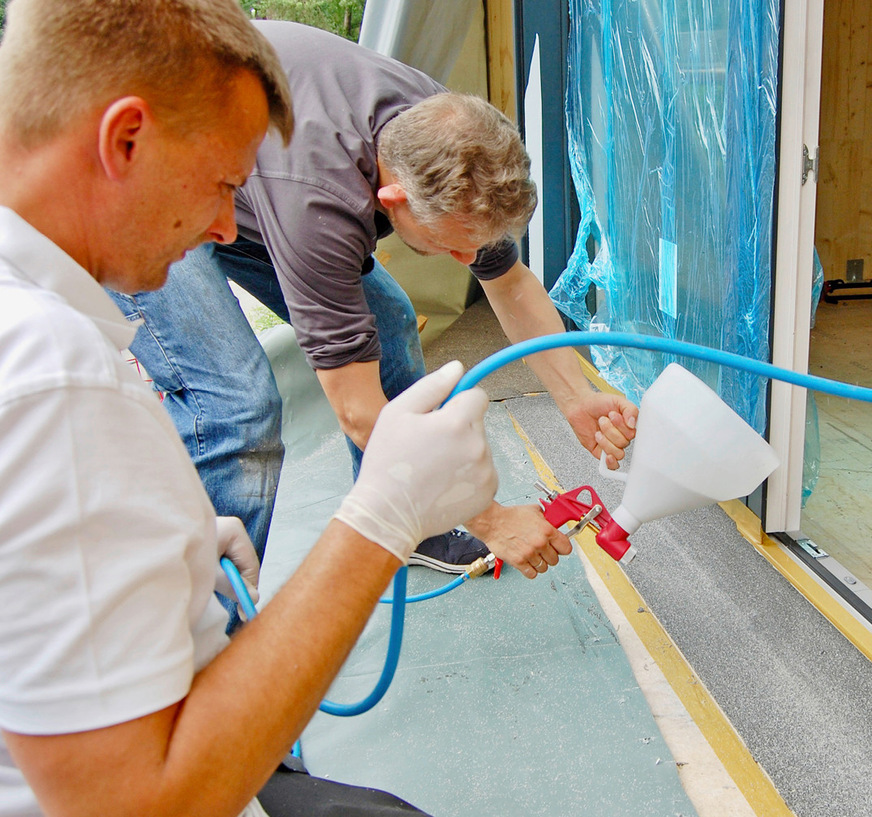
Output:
[575,530,793,816]
[506,410,794,817]
[574,350,624,395]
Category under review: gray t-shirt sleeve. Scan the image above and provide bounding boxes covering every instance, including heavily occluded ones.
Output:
[243,174,382,370]
[469,237,520,280]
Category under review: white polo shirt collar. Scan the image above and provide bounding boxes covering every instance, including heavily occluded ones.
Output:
[0,205,140,351]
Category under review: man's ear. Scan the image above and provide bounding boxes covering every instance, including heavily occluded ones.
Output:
[97,96,152,181]
[376,183,407,210]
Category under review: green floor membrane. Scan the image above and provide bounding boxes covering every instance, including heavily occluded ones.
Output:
[259,324,698,817]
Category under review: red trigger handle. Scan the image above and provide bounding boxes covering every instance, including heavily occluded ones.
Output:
[539,485,612,530]
[492,485,614,581]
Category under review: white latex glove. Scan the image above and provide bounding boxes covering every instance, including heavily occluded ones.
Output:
[334,360,498,563]
[214,516,260,612]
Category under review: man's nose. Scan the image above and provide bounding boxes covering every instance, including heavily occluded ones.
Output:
[207,196,239,245]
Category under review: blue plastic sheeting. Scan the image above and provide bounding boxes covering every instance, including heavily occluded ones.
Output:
[550,0,780,433]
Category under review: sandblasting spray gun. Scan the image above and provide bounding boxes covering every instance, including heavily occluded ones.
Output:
[489,362,779,578]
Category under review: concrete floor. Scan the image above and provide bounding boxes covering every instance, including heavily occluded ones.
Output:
[514,391,872,817]
[212,242,872,817]
[231,280,872,816]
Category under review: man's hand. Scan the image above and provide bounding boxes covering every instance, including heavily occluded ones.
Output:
[480,260,639,470]
[564,392,638,469]
[466,502,572,579]
[214,516,260,611]
[335,361,498,563]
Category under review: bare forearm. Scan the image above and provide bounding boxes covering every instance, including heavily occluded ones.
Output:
[7,523,400,817]
[316,360,387,449]
[482,262,594,411]
[164,522,399,808]
[482,261,637,464]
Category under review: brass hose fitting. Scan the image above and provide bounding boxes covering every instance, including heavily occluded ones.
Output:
[465,552,497,579]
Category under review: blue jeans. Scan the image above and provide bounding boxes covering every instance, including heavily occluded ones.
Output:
[108,239,425,581]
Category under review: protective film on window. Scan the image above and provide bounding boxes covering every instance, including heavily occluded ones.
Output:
[550,0,780,435]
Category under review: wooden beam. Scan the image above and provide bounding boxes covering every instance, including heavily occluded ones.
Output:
[484,0,517,121]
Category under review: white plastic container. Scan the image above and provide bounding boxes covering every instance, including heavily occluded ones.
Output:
[597,363,779,561]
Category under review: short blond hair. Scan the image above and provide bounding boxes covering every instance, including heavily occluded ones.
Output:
[377,93,537,246]
[0,0,293,148]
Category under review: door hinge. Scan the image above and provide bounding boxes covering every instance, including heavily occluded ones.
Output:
[802,144,819,185]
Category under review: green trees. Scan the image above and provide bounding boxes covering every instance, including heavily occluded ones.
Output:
[239,0,365,40]
[0,3,363,41]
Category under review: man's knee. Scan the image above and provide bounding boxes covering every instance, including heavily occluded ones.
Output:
[238,370,284,449]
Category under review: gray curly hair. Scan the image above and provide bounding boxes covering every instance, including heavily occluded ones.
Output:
[377,93,538,246]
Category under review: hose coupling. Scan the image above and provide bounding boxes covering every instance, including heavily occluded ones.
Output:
[465,552,497,579]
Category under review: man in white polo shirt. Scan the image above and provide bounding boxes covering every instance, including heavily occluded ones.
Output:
[0,2,497,816]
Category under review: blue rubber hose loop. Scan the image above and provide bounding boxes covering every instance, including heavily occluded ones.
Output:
[447,331,872,403]
[219,557,259,621]
[319,566,408,716]
[380,573,467,604]
[217,559,408,716]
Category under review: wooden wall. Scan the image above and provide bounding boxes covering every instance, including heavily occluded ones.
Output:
[484,0,517,120]
[815,0,872,281]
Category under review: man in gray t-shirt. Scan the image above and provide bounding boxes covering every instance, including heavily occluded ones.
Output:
[109,21,638,593]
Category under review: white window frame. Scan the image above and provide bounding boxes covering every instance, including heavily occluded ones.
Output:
[766,0,824,533]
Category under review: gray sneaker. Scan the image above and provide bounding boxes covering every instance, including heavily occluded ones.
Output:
[408,529,492,574]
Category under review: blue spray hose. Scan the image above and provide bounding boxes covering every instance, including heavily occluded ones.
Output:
[221,330,872,723]
[447,331,872,403]
[319,565,407,716]
[380,573,466,604]
[219,556,259,621]
[220,557,407,717]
